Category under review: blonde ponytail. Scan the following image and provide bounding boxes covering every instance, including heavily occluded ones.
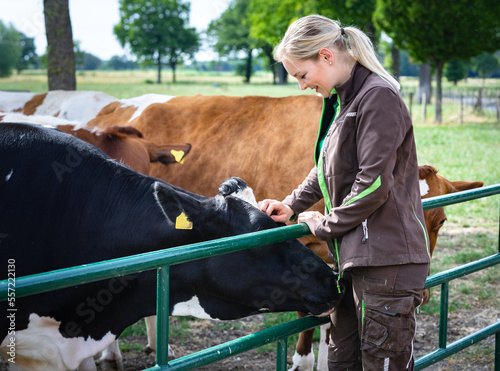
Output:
[274,15,400,91]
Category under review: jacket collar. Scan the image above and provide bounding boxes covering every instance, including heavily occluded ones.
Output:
[333,62,371,106]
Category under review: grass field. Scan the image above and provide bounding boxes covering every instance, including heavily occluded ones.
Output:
[1,69,499,368]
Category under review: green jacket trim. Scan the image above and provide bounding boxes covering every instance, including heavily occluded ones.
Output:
[344,175,382,206]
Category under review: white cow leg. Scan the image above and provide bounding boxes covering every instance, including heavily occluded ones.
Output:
[317,323,330,371]
[78,356,97,371]
[100,340,124,371]
[168,344,176,359]
[145,315,175,359]
[289,349,314,371]
[145,315,157,353]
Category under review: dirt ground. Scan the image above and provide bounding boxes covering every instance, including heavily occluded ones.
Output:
[3,307,496,371]
[110,308,499,371]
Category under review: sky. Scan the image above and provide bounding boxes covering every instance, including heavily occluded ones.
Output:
[0,0,231,61]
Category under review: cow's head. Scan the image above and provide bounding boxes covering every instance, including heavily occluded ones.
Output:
[153,177,344,319]
[418,165,484,305]
[59,124,192,176]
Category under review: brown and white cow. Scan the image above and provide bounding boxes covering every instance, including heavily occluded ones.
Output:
[1,91,484,370]
[0,113,191,176]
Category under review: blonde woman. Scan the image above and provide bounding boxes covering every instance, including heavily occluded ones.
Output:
[260,15,430,371]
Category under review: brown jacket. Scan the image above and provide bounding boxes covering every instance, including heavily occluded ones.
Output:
[283,63,430,272]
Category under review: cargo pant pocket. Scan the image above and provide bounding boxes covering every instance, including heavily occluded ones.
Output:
[360,292,416,357]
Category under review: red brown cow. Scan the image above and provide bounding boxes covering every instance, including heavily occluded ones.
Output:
[56,124,191,176]
[0,114,191,176]
[418,165,483,306]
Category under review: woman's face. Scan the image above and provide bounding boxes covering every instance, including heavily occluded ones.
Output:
[283,55,336,98]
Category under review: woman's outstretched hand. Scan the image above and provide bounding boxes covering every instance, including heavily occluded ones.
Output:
[258,199,294,223]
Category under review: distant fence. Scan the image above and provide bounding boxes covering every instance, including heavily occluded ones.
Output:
[401,87,500,123]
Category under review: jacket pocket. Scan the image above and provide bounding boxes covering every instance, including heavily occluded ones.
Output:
[361,293,416,356]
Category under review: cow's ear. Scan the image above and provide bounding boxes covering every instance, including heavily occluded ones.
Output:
[153,181,194,230]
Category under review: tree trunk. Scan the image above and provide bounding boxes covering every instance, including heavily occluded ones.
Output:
[262,45,276,85]
[277,63,288,85]
[417,62,432,104]
[157,51,162,84]
[244,49,252,84]
[44,0,76,90]
[435,61,444,124]
[171,62,177,84]
[391,44,400,82]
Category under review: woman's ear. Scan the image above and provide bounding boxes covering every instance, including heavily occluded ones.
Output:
[318,48,334,65]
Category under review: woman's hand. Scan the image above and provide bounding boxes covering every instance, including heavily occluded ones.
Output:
[258,199,294,223]
[297,211,324,236]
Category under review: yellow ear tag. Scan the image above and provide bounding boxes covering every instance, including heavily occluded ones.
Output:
[175,211,192,230]
[171,150,185,164]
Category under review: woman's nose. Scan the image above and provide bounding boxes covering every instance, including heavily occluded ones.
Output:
[298,80,308,90]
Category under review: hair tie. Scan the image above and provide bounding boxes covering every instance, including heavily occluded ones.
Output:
[340,28,345,36]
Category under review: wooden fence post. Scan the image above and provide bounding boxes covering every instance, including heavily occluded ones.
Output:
[409,92,414,119]
[422,92,427,125]
[497,95,500,123]
[460,94,464,124]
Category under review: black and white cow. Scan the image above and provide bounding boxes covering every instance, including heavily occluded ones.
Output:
[0,123,343,370]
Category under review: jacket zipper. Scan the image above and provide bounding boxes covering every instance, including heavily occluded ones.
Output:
[361,219,369,243]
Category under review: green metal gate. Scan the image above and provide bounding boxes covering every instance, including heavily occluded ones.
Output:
[1,184,499,370]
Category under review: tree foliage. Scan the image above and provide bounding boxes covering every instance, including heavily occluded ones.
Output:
[17,34,38,73]
[374,0,500,122]
[245,0,379,84]
[207,0,256,83]
[0,21,22,77]
[472,53,500,81]
[445,59,468,85]
[114,0,199,83]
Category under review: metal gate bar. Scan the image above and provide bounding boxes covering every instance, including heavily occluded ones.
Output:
[1,184,499,370]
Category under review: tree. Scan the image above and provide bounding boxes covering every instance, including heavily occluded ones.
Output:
[247,0,380,84]
[472,53,500,83]
[248,0,297,84]
[44,0,76,90]
[17,34,39,73]
[105,55,139,70]
[0,21,22,77]
[114,0,199,84]
[374,0,500,122]
[445,59,468,85]
[208,0,256,83]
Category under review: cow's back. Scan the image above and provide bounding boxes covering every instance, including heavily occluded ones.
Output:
[112,94,323,202]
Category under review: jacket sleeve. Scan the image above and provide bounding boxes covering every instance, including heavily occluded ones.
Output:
[282,166,323,218]
[314,87,407,241]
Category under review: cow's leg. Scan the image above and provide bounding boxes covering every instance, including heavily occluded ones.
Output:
[144,315,175,359]
[316,323,330,371]
[100,340,124,371]
[289,311,315,371]
[145,315,157,354]
[78,357,97,371]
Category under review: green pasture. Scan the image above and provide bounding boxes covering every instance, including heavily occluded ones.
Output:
[1,70,499,368]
